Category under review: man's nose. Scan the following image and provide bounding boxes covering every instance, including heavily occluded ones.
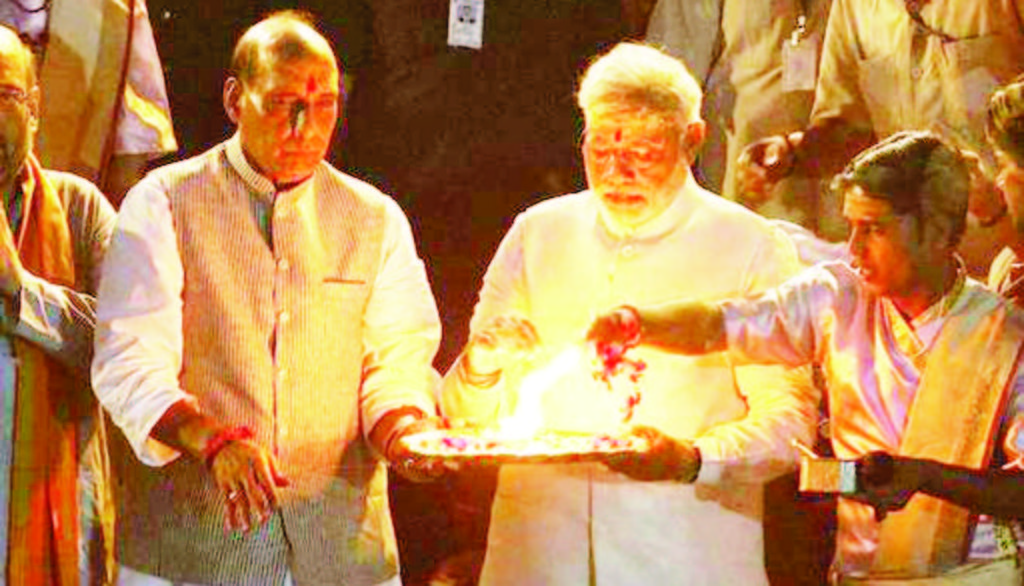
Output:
[289,101,309,137]
[603,152,637,180]
[847,228,865,257]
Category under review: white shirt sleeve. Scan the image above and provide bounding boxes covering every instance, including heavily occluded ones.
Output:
[358,198,442,433]
[695,251,825,484]
[4,274,98,376]
[92,182,191,466]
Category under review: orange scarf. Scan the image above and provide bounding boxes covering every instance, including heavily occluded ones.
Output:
[6,154,78,585]
[871,289,1024,577]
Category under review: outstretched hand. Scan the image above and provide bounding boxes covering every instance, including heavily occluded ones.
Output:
[385,415,462,483]
[736,134,795,208]
[587,306,641,361]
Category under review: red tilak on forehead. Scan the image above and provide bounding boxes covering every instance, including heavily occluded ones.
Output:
[306,76,317,93]
[615,128,622,142]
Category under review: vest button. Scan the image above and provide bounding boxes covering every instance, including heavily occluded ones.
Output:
[278,258,290,271]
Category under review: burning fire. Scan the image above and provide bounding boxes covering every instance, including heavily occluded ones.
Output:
[496,342,647,438]
[498,345,585,438]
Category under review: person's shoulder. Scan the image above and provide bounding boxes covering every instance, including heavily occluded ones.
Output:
[138,144,226,190]
[315,163,411,220]
[318,163,387,199]
[516,190,592,224]
[961,275,1020,312]
[954,277,1024,342]
[41,168,104,200]
[40,168,114,216]
[689,187,806,258]
[692,187,781,231]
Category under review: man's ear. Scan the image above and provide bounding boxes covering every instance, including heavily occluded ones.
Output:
[223,77,242,124]
[680,120,706,163]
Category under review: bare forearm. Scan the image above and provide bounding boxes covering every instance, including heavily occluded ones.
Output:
[368,405,428,460]
[636,301,727,355]
[919,461,1024,518]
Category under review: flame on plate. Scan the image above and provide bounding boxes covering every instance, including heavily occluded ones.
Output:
[498,345,585,439]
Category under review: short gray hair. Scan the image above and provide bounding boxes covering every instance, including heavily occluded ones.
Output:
[577,43,702,126]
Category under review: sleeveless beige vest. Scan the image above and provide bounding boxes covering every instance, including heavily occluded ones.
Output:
[114,144,399,585]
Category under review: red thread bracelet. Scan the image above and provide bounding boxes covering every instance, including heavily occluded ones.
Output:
[202,426,254,469]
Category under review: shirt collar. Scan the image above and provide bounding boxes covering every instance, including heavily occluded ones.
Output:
[224,133,317,204]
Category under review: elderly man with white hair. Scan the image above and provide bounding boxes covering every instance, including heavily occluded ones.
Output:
[440,42,818,585]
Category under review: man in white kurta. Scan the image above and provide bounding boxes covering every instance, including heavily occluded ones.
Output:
[440,43,817,585]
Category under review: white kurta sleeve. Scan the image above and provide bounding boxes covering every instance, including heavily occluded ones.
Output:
[92,182,191,466]
[358,198,442,433]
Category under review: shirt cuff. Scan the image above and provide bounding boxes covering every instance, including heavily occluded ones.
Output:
[693,438,725,485]
[124,392,195,467]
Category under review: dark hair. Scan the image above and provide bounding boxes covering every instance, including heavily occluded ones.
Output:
[831,131,969,247]
[987,76,1024,166]
[230,10,330,85]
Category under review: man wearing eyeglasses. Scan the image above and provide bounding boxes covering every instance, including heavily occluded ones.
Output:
[0,22,117,586]
[439,42,818,585]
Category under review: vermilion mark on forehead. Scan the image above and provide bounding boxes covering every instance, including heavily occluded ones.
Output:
[615,128,622,142]
[306,75,317,94]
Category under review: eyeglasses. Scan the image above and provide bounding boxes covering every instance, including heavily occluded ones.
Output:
[0,86,28,109]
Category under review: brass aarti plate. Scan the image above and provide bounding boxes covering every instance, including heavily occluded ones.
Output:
[400,428,649,465]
